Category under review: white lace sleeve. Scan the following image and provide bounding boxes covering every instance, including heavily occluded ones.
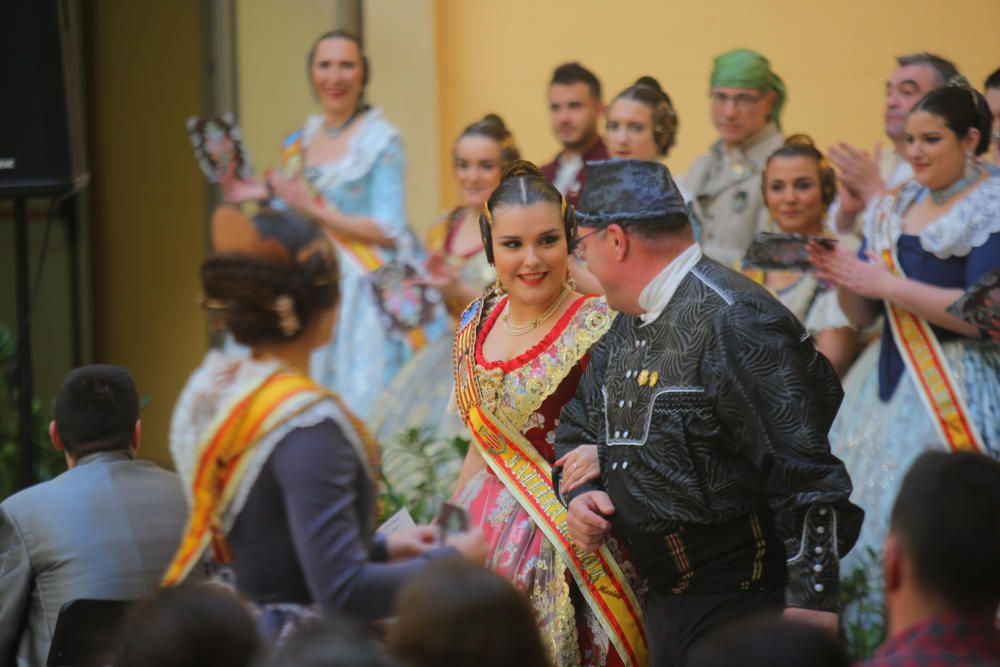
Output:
[804,289,853,334]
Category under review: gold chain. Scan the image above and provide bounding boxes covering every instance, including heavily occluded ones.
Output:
[501,287,571,336]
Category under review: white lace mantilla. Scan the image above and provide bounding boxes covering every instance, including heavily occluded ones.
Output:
[865,175,1000,259]
[300,107,399,193]
[170,351,369,532]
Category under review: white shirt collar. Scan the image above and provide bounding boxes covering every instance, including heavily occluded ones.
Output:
[637,243,702,325]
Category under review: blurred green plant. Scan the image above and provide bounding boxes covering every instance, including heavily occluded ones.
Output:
[840,546,888,660]
[377,426,469,525]
[0,325,67,499]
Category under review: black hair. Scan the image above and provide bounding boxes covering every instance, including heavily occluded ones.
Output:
[457,114,520,167]
[763,134,838,208]
[895,52,959,87]
[307,30,371,107]
[550,61,602,101]
[113,585,261,667]
[479,159,575,264]
[687,615,850,667]
[890,451,1000,615]
[984,67,1000,91]
[911,83,993,155]
[263,617,400,667]
[202,209,340,346]
[54,365,139,458]
[610,77,679,157]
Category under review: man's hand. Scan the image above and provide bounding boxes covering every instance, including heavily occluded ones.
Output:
[567,491,615,552]
[828,142,885,205]
[445,528,489,565]
[385,525,437,561]
[783,607,839,634]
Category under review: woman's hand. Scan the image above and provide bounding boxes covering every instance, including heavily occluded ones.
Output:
[556,445,600,494]
[808,242,897,300]
[267,171,319,215]
[217,159,269,203]
[385,525,438,561]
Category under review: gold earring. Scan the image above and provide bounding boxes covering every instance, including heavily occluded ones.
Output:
[565,267,576,291]
[490,275,506,296]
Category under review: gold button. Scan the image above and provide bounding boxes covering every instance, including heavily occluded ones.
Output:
[637,369,649,387]
[649,372,659,387]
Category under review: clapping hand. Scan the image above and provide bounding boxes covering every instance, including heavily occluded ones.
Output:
[828,142,885,205]
[267,170,319,215]
[808,241,895,300]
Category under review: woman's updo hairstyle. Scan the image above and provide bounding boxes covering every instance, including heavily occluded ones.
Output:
[911,76,992,156]
[458,114,521,167]
[763,134,838,209]
[201,208,339,346]
[307,30,371,108]
[612,76,680,157]
[479,160,575,264]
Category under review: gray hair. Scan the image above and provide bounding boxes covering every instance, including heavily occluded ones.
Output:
[895,52,959,88]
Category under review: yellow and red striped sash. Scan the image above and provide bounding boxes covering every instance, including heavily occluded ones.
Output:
[163,371,342,586]
[453,298,648,667]
[881,249,986,453]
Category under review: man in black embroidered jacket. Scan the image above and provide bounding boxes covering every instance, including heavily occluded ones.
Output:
[554,159,863,666]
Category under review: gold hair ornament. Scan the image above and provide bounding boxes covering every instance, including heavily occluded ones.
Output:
[273,295,301,336]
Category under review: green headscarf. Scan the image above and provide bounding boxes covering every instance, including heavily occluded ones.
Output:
[710,48,786,126]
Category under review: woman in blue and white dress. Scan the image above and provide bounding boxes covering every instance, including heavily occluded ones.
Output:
[810,83,1000,575]
[267,30,446,420]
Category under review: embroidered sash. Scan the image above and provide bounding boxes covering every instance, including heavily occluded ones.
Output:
[872,195,987,454]
[453,298,648,667]
[162,370,379,586]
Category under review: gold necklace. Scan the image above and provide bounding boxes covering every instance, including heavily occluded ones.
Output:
[501,287,571,336]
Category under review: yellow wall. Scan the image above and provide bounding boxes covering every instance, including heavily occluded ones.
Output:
[365,0,442,233]
[436,0,1000,206]
[86,0,208,467]
[236,0,341,170]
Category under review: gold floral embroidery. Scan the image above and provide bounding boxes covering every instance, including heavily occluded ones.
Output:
[474,297,614,434]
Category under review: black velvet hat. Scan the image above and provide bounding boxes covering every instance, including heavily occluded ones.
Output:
[575,159,689,228]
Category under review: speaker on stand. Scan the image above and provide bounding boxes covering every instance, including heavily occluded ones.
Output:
[0,0,88,490]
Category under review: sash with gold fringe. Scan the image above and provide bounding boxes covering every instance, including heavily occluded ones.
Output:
[453,298,649,667]
[873,195,987,454]
[162,370,380,586]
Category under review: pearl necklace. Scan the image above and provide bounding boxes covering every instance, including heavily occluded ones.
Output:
[501,287,571,336]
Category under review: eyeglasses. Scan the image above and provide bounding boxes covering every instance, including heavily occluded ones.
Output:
[710,91,764,111]
[570,228,603,261]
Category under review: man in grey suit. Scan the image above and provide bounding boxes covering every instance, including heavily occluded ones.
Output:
[0,365,188,666]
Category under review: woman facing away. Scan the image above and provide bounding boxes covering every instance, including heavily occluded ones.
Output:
[746,135,859,378]
[263,29,445,421]
[166,206,484,639]
[809,81,1000,575]
[370,115,519,503]
[451,161,648,667]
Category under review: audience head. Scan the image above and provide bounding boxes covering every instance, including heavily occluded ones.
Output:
[263,617,400,667]
[113,585,261,667]
[885,53,957,142]
[984,68,1000,158]
[480,160,575,306]
[548,62,604,152]
[606,76,679,160]
[51,364,140,464]
[709,49,785,147]
[687,615,850,667]
[573,159,692,314]
[906,79,992,190]
[390,559,550,667]
[202,206,339,350]
[763,134,837,234]
[454,114,519,210]
[307,30,369,118]
[884,452,1000,629]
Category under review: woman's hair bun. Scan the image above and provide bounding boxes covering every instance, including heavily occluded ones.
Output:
[480,113,508,132]
[500,159,544,182]
[634,76,665,95]
[783,133,819,149]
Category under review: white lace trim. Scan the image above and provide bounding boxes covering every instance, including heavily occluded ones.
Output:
[300,107,400,192]
[170,351,369,531]
[866,176,1000,259]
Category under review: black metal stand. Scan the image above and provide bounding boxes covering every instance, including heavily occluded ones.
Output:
[12,196,36,490]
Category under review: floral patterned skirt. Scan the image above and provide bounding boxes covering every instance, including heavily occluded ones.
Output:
[454,468,635,667]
